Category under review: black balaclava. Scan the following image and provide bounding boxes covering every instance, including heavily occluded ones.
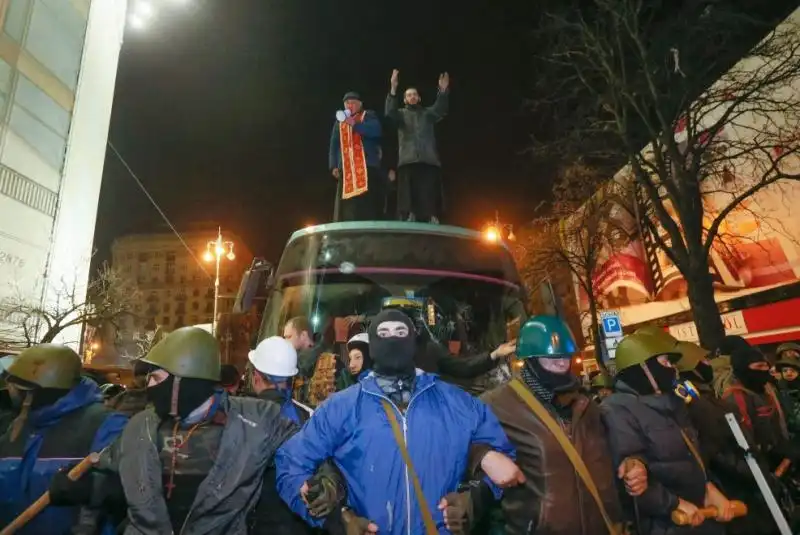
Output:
[618,357,679,395]
[369,309,417,377]
[680,361,714,385]
[147,373,217,421]
[731,347,771,393]
[718,335,750,357]
[369,310,417,407]
[525,359,579,395]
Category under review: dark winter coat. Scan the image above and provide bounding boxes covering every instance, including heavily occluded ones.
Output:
[98,394,298,535]
[415,339,500,395]
[385,91,448,167]
[106,388,148,417]
[686,384,776,535]
[601,382,723,535]
[723,382,797,468]
[481,385,623,535]
[0,379,127,535]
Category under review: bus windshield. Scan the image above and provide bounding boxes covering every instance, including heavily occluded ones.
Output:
[259,224,526,356]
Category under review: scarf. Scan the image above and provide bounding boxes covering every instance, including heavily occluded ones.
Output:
[375,373,415,408]
[339,112,369,199]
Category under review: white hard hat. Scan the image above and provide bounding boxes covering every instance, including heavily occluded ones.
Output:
[347,332,369,348]
[248,336,298,377]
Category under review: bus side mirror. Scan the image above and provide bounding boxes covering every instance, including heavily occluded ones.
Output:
[233,258,273,313]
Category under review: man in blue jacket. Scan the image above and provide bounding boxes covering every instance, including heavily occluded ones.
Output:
[329,91,384,221]
[0,344,127,535]
[276,308,518,535]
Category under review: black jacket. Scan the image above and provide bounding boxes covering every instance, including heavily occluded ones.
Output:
[385,90,448,167]
[601,382,723,535]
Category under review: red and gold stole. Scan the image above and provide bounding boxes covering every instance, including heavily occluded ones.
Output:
[339,112,369,199]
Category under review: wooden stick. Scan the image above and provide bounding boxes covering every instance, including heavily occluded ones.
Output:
[671,501,747,525]
[775,458,791,478]
[0,453,99,535]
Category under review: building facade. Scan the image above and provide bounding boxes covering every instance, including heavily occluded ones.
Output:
[111,230,254,341]
[0,0,127,347]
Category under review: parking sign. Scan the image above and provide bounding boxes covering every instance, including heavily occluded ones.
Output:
[601,311,623,338]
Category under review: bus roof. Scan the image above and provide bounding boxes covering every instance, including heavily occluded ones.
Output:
[288,221,510,250]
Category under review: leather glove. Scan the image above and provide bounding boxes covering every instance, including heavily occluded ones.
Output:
[49,462,93,506]
[306,472,345,517]
[439,491,473,535]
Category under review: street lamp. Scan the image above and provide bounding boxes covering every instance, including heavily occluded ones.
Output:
[204,228,235,335]
[483,211,516,243]
[128,0,190,31]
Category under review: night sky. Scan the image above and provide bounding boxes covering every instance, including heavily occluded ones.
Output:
[94,0,545,264]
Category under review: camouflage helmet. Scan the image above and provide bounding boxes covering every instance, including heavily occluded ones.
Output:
[615,332,680,373]
[590,373,613,389]
[673,341,709,373]
[141,327,221,382]
[517,315,578,359]
[5,345,82,390]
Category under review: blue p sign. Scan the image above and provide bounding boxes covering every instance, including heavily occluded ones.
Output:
[601,314,623,337]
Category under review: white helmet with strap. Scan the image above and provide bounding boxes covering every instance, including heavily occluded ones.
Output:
[248,336,299,377]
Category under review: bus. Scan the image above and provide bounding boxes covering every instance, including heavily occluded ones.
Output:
[237,221,527,363]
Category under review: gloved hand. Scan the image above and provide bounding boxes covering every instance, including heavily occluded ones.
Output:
[340,508,378,535]
[49,462,93,506]
[304,472,346,517]
[438,491,473,535]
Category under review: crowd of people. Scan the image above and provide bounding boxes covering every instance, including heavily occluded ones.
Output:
[330,70,449,223]
[1,307,800,535]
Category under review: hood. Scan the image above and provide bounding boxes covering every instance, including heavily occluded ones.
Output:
[28,378,102,428]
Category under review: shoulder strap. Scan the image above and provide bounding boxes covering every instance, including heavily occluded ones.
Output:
[380,400,438,535]
[724,386,753,430]
[509,379,619,535]
[678,429,706,476]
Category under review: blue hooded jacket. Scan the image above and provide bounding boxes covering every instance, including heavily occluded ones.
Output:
[0,379,128,535]
[275,371,515,535]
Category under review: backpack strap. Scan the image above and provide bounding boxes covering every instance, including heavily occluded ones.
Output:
[509,379,620,535]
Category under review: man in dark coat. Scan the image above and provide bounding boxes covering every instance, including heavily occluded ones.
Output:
[329,92,384,221]
[673,341,777,535]
[385,69,449,223]
[48,327,344,535]
[602,332,735,535]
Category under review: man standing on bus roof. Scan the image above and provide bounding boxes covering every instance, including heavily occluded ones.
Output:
[329,91,384,221]
[385,69,449,224]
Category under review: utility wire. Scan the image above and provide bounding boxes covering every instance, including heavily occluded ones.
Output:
[107,141,212,280]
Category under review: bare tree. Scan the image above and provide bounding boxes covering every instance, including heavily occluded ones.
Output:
[516,163,631,371]
[533,0,800,348]
[0,264,141,348]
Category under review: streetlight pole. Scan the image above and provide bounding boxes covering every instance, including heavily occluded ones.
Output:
[204,227,235,336]
[212,228,222,335]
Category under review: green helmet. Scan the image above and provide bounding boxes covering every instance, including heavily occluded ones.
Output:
[5,345,82,390]
[517,315,577,359]
[591,373,613,389]
[141,327,221,382]
[674,341,709,373]
[634,325,678,345]
[615,332,680,373]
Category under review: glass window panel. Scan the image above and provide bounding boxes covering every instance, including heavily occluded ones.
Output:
[4,0,30,43]
[14,75,70,136]
[0,59,13,95]
[9,104,67,170]
[40,0,87,40]
[25,0,86,90]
